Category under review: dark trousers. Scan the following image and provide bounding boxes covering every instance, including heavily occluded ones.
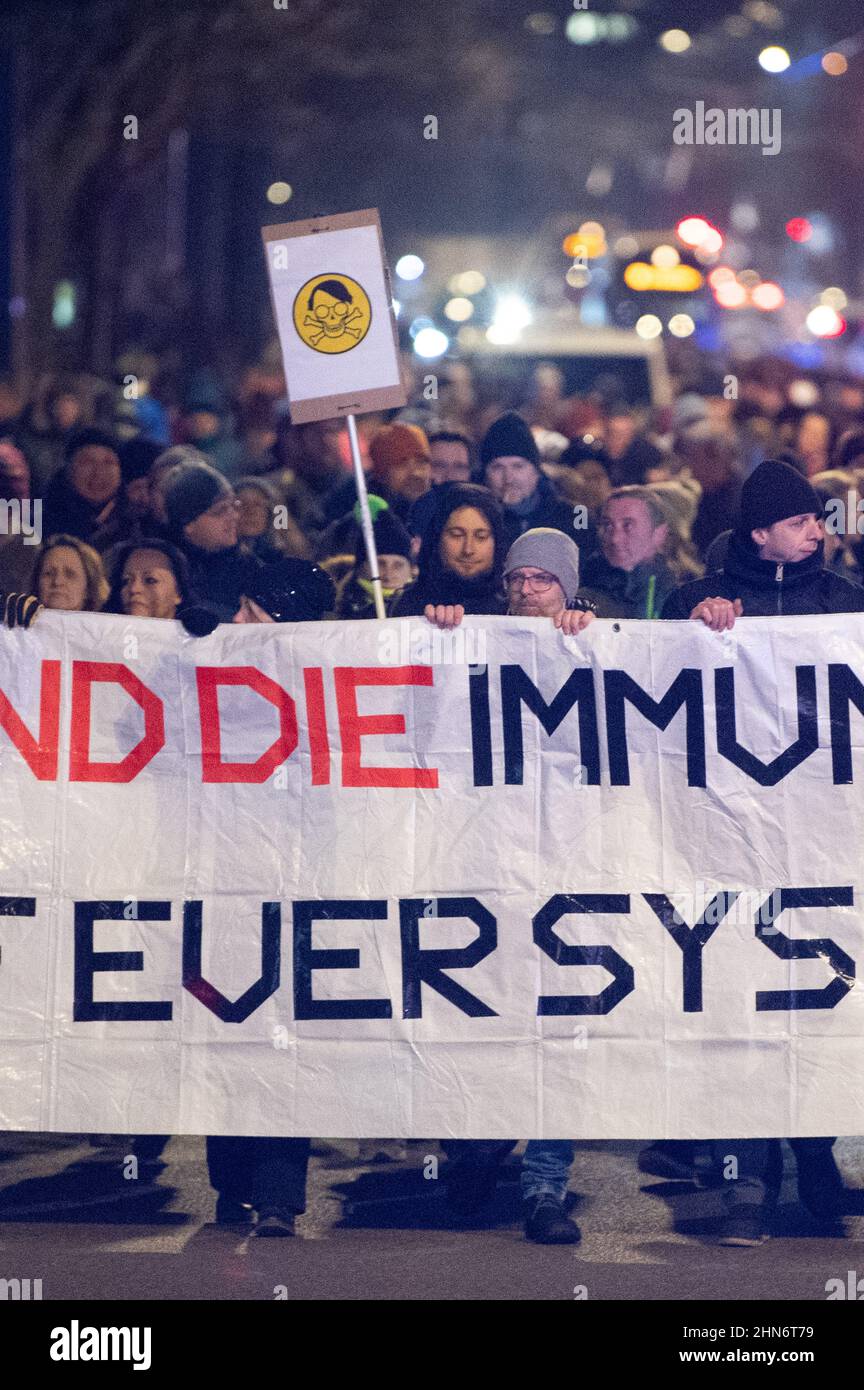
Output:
[206,1136,311,1215]
[711,1137,837,1207]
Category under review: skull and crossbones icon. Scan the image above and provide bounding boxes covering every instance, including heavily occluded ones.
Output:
[303,279,364,347]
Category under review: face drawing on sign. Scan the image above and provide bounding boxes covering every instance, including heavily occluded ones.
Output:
[293,274,372,354]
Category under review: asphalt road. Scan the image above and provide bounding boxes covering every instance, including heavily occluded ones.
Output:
[1,1134,863,1301]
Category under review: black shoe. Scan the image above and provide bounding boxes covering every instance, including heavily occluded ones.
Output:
[717,1205,766,1247]
[637,1142,697,1183]
[524,1196,581,1245]
[215,1194,254,1226]
[255,1211,296,1237]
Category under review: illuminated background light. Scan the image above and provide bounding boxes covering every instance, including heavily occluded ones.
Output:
[635,315,663,339]
[820,287,848,310]
[266,181,293,204]
[822,51,848,76]
[566,12,601,44]
[785,217,812,243]
[659,28,691,53]
[408,316,434,339]
[395,254,425,281]
[668,314,695,338]
[708,266,736,288]
[751,281,785,311]
[613,235,639,258]
[525,12,557,35]
[758,45,790,73]
[737,269,761,287]
[448,270,486,295]
[444,297,474,322]
[806,305,846,338]
[565,264,591,288]
[714,281,748,308]
[650,244,680,268]
[413,326,449,357]
[392,299,400,317]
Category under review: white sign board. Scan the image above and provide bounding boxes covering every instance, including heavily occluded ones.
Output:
[262,208,406,424]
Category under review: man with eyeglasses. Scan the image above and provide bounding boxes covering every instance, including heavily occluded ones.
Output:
[164,460,261,621]
[426,526,596,637]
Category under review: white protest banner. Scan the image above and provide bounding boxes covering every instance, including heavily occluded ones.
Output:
[1,609,863,1139]
[262,208,406,424]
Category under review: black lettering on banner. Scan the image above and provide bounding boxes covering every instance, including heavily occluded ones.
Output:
[604,669,706,786]
[643,892,738,1012]
[293,900,392,1020]
[500,665,600,785]
[828,663,864,784]
[716,664,818,786]
[468,664,493,786]
[399,897,497,1018]
[533,894,635,1015]
[183,901,281,1023]
[0,897,35,917]
[73,900,172,1021]
[754,886,855,1011]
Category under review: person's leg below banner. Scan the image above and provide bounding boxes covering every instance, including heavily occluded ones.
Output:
[206,1136,255,1225]
[522,1140,581,1244]
[711,1138,781,1246]
[790,1137,857,1218]
[251,1137,312,1237]
[441,1140,517,1225]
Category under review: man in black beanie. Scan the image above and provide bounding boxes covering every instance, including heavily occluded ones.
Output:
[480,410,574,549]
[164,460,260,622]
[662,457,864,623]
[661,455,863,1246]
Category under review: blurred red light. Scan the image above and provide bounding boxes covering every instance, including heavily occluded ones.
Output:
[786,218,813,243]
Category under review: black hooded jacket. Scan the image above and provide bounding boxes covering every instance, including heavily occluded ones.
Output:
[391,483,508,617]
[662,531,864,618]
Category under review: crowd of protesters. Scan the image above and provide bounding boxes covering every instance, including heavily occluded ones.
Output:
[3,351,864,1245]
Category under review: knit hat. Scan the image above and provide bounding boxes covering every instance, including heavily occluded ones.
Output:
[503,527,581,604]
[246,557,335,623]
[65,427,120,462]
[353,496,412,563]
[120,437,162,485]
[164,461,232,532]
[479,411,540,470]
[738,458,821,534]
[368,423,430,477]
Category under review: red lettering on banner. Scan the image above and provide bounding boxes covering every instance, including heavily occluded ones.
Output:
[0,659,61,780]
[334,666,439,789]
[197,666,298,783]
[303,667,331,786]
[69,662,165,783]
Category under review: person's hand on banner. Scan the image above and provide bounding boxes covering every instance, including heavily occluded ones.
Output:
[554,608,596,636]
[424,603,464,629]
[1,592,42,629]
[690,596,743,630]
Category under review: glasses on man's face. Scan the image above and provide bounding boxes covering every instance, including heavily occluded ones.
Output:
[505,570,557,593]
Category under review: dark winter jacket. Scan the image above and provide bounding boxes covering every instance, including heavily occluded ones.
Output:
[662,532,864,618]
[177,541,261,622]
[577,551,679,619]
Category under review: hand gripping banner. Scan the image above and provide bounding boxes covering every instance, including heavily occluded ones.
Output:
[0,610,863,1138]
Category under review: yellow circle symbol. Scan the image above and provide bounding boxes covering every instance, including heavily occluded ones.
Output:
[293,273,372,354]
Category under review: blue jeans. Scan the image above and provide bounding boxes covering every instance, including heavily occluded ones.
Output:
[521,1140,576,1203]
